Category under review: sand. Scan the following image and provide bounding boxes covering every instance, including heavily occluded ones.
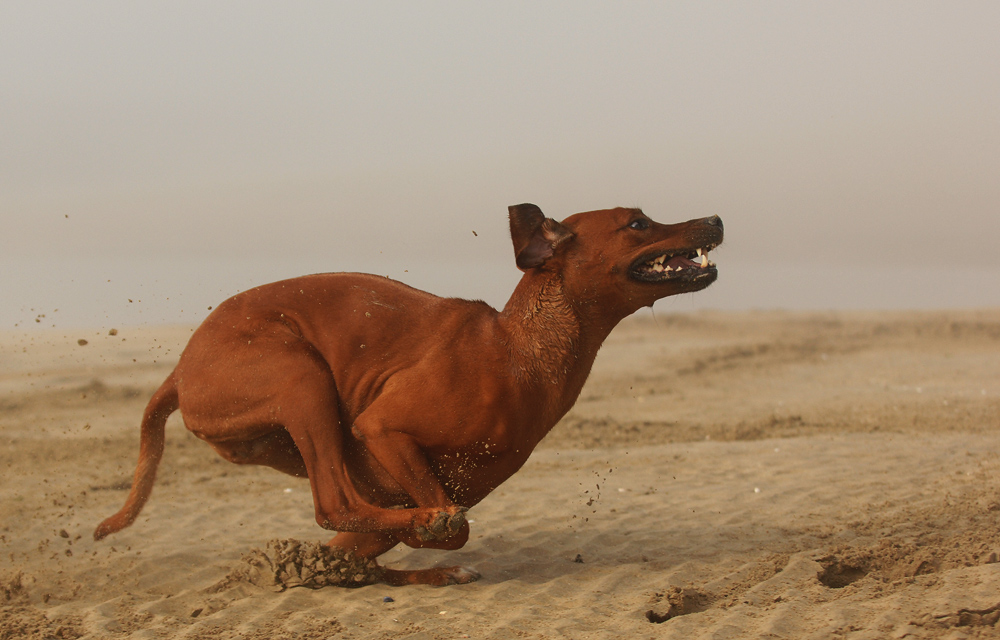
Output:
[1,309,999,639]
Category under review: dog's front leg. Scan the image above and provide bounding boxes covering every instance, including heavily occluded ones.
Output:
[352,415,467,541]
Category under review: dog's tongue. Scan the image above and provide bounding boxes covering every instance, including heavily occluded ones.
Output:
[666,255,699,269]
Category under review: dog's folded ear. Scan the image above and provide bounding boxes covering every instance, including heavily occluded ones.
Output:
[508,204,574,271]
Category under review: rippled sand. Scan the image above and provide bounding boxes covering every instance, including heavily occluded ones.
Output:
[2,310,999,639]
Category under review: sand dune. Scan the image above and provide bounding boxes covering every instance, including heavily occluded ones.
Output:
[2,310,999,639]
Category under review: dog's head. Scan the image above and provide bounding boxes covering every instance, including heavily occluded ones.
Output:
[509,204,723,315]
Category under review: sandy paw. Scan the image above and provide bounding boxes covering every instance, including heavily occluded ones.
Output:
[415,507,468,541]
[443,566,481,585]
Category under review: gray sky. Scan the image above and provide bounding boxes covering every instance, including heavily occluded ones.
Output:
[3,2,999,329]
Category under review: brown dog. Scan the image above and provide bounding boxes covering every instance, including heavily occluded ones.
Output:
[95,204,723,585]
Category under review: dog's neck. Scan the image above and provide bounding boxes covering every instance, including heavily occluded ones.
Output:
[498,271,620,424]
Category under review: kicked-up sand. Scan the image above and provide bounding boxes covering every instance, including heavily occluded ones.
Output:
[1,309,999,639]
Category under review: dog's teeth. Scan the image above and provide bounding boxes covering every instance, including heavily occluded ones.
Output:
[700,254,708,268]
[654,255,666,265]
[697,248,703,257]
[653,263,665,272]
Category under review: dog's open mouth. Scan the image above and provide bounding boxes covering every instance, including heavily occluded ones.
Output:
[630,244,719,283]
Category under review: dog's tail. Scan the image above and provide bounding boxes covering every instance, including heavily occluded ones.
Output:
[93,372,179,541]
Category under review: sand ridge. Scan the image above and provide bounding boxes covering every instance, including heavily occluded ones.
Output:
[1,310,999,638]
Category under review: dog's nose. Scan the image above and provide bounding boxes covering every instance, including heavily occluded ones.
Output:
[704,215,723,231]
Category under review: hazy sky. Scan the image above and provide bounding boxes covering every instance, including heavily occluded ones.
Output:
[3,2,999,329]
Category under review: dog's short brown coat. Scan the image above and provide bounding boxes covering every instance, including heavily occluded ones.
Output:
[95,204,723,585]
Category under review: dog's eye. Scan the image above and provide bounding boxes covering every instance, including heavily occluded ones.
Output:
[628,219,649,231]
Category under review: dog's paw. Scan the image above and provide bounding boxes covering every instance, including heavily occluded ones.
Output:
[442,566,480,585]
[414,507,467,541]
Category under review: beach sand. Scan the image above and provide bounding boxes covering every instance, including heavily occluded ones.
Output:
[2,309,999,639]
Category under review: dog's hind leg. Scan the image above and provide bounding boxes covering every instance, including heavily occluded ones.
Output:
[271,363,469,536]
[178,332,463,537]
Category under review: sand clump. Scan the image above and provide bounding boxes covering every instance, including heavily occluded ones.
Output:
[222,539,383,591]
